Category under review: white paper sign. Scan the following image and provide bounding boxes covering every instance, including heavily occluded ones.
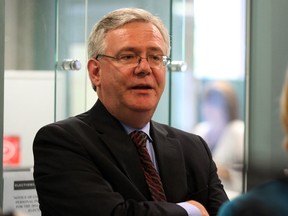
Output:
[3,170,41,216]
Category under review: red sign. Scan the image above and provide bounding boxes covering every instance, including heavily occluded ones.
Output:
[3,135,20,166]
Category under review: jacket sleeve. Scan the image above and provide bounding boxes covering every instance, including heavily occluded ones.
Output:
[157,123,229,216]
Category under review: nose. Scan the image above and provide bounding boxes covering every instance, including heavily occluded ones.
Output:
[137,57,149,64]
[134,57,152,76]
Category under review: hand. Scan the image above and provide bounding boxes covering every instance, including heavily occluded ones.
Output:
[186,200,209,216]
[216,164,230,181]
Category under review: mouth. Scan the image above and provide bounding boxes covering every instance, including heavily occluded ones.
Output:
[131,84,152,90]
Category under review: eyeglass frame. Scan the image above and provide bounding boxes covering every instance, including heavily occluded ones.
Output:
[95,54,171,68]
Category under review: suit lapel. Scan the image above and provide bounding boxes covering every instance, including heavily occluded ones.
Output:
[99,129,150,196]
[88,100,150,199]
[150,121,188,202]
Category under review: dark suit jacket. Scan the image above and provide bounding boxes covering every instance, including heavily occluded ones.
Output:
[33,100,228,216]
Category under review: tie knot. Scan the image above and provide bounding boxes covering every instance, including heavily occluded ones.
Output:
[130,130,148,148]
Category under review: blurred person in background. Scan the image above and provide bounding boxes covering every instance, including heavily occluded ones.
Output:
[217,70,288,216]
[194,81,244,196]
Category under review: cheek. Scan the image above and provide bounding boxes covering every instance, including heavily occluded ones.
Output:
[156,70,166,92]
[98,64,114,86]
[100,70,125,94]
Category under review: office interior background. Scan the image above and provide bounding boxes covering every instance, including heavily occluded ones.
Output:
[1,0,288,212]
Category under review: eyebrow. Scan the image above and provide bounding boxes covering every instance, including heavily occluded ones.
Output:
[115,47,164,55]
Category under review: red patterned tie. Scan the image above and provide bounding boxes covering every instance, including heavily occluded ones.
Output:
[130,130,167,201]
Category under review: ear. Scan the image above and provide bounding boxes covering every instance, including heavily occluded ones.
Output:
[87,58,101,87]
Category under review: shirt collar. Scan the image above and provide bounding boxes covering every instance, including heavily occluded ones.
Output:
[121,122,152,141]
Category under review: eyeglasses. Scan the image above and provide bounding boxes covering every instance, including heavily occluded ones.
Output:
[96,54,171,68]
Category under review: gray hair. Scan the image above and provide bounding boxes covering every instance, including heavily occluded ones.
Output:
[87,8,170,59]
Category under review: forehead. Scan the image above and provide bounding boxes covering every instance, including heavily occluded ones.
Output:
[104,22,167,54]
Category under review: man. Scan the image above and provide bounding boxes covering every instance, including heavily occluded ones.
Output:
[33,8,228,216]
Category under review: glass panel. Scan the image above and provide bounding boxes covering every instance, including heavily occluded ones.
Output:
[0,0,4,207]
[55,0,88,120]
[247,0,288,189]
[3,1,56,212]
[4,0,56,169]
[170,0,246,199]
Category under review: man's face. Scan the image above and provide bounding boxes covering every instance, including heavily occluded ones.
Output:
[89,22,167,121]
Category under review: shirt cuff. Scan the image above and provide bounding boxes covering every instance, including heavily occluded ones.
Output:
[177,202,202,216]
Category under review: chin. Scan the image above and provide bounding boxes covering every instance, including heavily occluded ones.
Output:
[126,96,159,111]
[130,102,156,112]
[134,105,155,112]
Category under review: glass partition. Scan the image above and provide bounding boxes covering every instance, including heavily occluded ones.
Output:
[170,0,246,198]
[3,0,56,169]
[2,1,57,212]
[246,0,288,189]
[0,0,5,208]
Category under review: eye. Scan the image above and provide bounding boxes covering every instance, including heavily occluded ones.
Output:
[119,54,136,61]
[149,55,162,62]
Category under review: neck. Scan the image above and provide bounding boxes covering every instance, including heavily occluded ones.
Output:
[114,110,153,129]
